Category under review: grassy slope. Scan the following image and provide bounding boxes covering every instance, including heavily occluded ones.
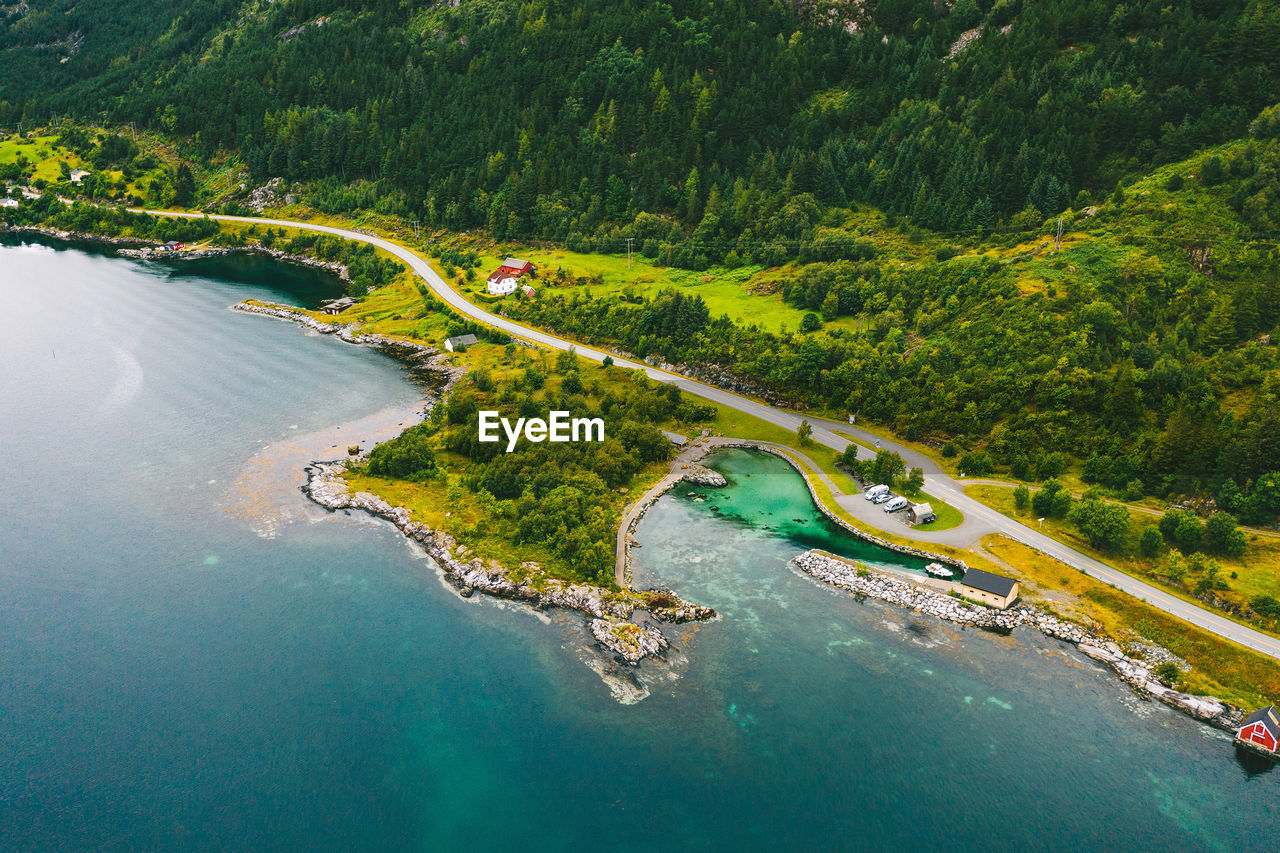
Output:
[1,130,174,198]
[967,483,1280,632]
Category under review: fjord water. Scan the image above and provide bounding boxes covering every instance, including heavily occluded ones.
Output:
[1,239,1275,851]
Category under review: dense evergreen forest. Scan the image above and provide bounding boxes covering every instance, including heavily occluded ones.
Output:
[5,0,1280,249]
[3,0,1279,520]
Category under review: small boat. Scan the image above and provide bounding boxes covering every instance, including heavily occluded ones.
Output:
[925,563,951,578]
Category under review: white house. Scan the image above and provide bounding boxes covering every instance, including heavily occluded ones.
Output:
[0,198,19,208]
[69,169,90,184]
[486,272,518,296]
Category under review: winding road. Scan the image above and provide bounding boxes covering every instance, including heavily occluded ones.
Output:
[137,208,1280,663]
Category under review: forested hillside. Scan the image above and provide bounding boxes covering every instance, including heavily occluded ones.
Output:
[5,0,1280,251]
[3,0,1279,519]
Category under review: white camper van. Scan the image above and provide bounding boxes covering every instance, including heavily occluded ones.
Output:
[864,484,890,501]
[883,496,909,513]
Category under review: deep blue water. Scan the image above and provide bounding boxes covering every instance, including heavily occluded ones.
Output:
[1,238,1276,851]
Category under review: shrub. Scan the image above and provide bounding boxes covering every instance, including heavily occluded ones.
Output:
[1200,155,1225,186]
[1013,484,1030,511]
[1068,498,1131,551]
[1032,479,1066,517]
[367,423,437,481]
[958,451,994,476]
[1010,455,1030,480]
[1035,452,1067,481]
[797,419,813,446]
[1139,526,1163,558]
[1154,661,1181,683]
[1159,508,1202,553]
[941,442,957,458]
[1251,103,1280,138]
[1204,512,1246,557]
[1251,595,1280,619]
[871,450,907,485]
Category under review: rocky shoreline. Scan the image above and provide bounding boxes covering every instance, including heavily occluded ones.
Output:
[305,461,713,666]
[792,549,1244,732]
[2,223,151,247]
[235,299,716,696]
[120,243,352,283]
[232,301,442,360]
[2,224,353,284]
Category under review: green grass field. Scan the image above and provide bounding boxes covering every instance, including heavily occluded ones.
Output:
[1,129,175,200]
[433,241,864,335]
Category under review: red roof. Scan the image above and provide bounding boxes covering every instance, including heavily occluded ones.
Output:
[497,257,532,276]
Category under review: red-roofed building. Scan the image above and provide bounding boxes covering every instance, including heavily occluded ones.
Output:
[497,256,533,277]
[1236,705,1280,755]
[486,257,534,296]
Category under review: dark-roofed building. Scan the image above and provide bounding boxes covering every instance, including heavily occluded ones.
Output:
[444,333,479,353]
[958,568,1019,610]
[1236,705,1280,755]
[320,296,357,315]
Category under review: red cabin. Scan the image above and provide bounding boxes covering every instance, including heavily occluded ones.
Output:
[496,256,533,277]
[1235,705,1279,754]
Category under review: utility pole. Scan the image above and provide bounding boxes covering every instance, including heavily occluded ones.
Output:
[1054,217,1063,254]
[412,219,420,242]
[626,237,634,268]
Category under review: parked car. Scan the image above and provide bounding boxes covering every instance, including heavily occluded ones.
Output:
[871,492,892,504]
[883,496,909,513]
[864,484,890,501]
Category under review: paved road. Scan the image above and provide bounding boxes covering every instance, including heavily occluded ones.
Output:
[137,209,1280,662]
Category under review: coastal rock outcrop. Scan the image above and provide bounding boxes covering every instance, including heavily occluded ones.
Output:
[306,461,715,668]
[791,550,1244,732]
[232,302,456,373]
[682,463,726,487]
[590,618,669,665]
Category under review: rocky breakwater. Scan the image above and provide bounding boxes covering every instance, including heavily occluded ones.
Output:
[305,461,714,675]
[792,549,1243,732]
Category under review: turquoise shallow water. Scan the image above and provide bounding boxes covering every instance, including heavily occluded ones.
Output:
[1,238,1277,851]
